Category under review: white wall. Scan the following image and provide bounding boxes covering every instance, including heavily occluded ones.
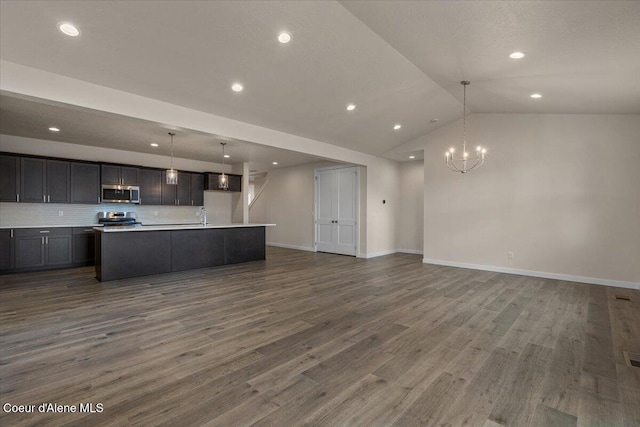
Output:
[231,162,249,223]
[249,161,346,251]
[203,192,232,224]
[397,160,424,254]
[419,114,640,286]
[248,159,401,258]
[363,157,400,257]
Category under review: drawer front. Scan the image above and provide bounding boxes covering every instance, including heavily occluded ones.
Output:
[73,226,99,235]
[15,228,72,237]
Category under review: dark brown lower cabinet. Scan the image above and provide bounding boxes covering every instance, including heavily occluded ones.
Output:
[14,228,72,269]
[0,229,15,271]
[73,227,96,264]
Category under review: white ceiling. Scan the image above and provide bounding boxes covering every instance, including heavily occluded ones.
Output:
[0,93,326,172]
[341,0,640,115]
[0,1,638,163]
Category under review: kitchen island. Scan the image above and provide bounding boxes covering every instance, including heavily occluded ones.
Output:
[94,223,275,281]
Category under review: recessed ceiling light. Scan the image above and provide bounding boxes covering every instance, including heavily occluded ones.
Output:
[231,83,244,92]
[58,22,80,37]
[278,32,291,44]
[150,143,159,147]
[224,154,230,158]
[272,161,278,165]
[346,104,356,111]
[509,51,526,59]
[530,93,542,99]
[409,155,416,159]
[49,127,60,132]
[430,118,439,123]
[393,124,402,130]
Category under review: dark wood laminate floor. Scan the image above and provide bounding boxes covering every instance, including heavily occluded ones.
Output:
[1,247,639,427]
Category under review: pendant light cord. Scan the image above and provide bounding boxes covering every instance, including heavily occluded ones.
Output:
[169,132,175,170]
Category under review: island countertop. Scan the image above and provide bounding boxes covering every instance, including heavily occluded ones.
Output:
[94,223,275,232]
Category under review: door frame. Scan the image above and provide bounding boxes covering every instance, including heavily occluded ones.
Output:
[313,165,360,256]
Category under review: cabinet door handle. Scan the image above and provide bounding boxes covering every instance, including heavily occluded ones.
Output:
[16,194,20,202]
[47,195,50,203]
[41,237,45,245]
[10,229,13,238]
[84,229,93,232]
[98,196,101,203]
[45,236,48,245]
[43,195,46,202]
[39,230,50,233]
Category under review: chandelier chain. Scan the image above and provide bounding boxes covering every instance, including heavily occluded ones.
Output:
[463,82,466,156]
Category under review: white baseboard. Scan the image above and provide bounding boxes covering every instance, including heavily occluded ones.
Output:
[397,248,424,255]
[359,249,398,259]
[422,258,640,290]
[267,242,315,252]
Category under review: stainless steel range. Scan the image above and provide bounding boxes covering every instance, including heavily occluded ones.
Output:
[97,211,141,227]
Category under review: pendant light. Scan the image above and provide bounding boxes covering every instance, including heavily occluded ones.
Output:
[166,132,178,185]
[445,81,487,173]
[218,142,229,190]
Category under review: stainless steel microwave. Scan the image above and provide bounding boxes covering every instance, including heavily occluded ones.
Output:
[101,185,140,204]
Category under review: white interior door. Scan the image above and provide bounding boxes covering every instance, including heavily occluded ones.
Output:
[315,166,357,256]
[315,171,336,253]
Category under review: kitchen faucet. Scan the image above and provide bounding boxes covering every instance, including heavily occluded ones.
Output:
[200,206,207,226]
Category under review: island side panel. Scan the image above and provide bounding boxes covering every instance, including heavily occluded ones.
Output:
[171,229,225,272]
[224,227,266,264]
[97,230,171,281]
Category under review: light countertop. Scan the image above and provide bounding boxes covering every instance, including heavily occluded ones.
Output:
[1,224,102,229]
[94,223,275,232]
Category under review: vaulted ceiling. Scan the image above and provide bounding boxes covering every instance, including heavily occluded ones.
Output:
[1,1,638,164]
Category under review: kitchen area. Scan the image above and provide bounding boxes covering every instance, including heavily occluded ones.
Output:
[0,150,274,280]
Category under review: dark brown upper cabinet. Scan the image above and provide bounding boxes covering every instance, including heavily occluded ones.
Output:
[101,164,139,186]
[71,162,100,204]
[0,155,21,202]
[190,173,204,206]
[139,168,162,205]
[20,158,70,203]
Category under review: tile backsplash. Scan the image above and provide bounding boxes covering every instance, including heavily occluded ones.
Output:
[0,203,204,227]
